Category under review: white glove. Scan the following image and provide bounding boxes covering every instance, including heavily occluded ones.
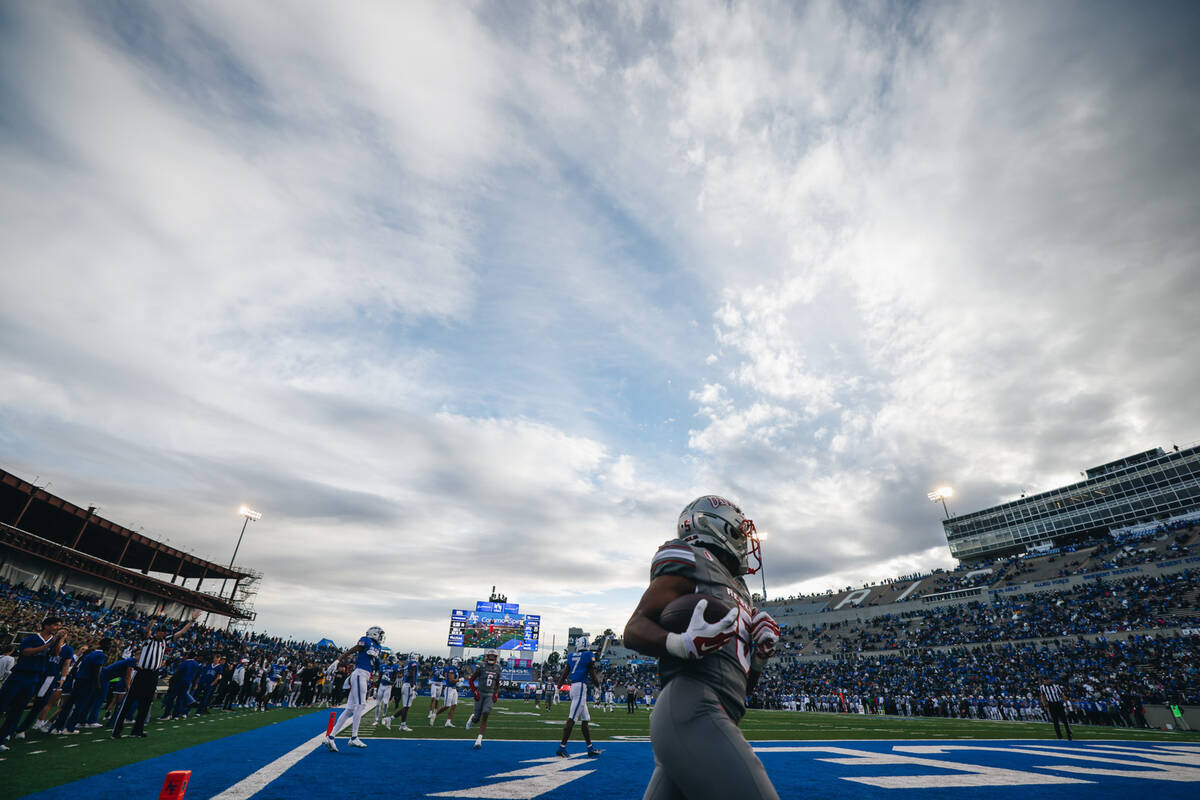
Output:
[665,599,738,660]
[750,609,779,659]
[328,660,340,672]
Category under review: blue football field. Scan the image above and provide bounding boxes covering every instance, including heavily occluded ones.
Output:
[21,709,1200,799]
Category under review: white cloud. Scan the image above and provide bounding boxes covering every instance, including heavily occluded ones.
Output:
[1,0,1197,652]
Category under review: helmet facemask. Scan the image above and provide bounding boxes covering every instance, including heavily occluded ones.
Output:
[678,495,763,576]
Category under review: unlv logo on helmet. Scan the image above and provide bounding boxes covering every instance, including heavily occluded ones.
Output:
[706,496,741,513]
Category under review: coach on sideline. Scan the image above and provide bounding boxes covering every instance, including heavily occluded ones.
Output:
[112,609,201,739]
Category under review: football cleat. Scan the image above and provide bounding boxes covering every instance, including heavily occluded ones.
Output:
[323,736,338,752]
[465,714,474,730]
[428,710,436,726]
[587,746,603,757]
[349,737,367,748]
[399,723,413,732]
[556,745,569,758]
[473,735,482,749]
[444,720,455,728]
[381,716,392,729]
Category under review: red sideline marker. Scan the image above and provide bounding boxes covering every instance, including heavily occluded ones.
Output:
[159,770,191,800]
[326,710,337,738]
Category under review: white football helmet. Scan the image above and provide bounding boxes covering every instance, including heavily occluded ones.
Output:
[678,495,762,576]
[365,626,385,644]
[575,635,590,651]
[484,649,499,664]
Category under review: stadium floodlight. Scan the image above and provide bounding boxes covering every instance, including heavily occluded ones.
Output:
[217,506,262,601]
[927,487,953,519]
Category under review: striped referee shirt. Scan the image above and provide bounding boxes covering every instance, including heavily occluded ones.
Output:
[135,638,168,671]
[1040,683,1065,703]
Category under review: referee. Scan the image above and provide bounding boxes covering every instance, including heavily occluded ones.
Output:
[1039,676,1073,740]
[112,609,200,739]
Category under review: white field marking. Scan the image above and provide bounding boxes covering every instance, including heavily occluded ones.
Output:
[208,699,377,800]
[895,744,1200,782]
[429,754,595,799]
[30,750,46,754]
[64,744,79,748]
[751,746,1091,788]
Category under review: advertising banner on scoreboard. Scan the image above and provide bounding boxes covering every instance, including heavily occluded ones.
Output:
[447,604,540,651]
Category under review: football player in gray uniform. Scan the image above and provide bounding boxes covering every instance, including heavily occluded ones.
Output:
[465,649,503,749]
[624,495,781,800]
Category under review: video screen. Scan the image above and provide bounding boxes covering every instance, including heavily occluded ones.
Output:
[447,602,540,651]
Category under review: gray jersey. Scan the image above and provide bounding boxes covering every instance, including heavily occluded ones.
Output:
[472,662,502,696]
[651,538,753,720]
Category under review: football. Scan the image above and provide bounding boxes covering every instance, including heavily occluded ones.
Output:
[657,593,734,633]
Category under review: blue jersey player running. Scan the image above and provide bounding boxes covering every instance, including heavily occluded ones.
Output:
[556,636,602,758]
[323,626,384,752]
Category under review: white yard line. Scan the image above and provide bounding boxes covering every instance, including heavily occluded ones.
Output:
[207,700,375,800]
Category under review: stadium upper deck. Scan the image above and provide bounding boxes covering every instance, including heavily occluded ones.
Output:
[943,444,1200,560]
[762,519,1198,657]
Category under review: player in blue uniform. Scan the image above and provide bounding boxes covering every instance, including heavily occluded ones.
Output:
[431,658,461,727]
[427,658,447,724]
[383,653,419,732]
[323,626,384,752]
[556,636,603,757]
[375,655,398,726]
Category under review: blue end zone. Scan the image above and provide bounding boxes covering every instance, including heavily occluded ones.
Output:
[21,721,1200,800]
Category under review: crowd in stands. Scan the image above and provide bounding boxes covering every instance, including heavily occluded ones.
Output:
[749,633,1198,726]
[785,571,1200,655]
[765,523,1196,610]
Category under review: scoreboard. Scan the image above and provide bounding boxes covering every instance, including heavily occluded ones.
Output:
[447,601,540,651]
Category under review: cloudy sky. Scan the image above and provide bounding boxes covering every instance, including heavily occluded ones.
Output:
[1,1,1197,654]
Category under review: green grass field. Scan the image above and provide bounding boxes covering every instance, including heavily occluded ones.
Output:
[3,699,1197,800]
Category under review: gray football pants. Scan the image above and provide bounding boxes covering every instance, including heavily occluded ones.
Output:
[642,675,779,800]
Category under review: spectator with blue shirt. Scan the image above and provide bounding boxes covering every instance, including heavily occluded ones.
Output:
[19,632,74,736]
[0,616,65,752]
[196,654,224,714]
[52,637,112,734]
[169,655,201,719]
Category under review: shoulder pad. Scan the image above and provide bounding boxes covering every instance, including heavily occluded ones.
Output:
[650,538,698,579]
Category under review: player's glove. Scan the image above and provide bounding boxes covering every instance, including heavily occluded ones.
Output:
[749,609,779,670]
[473,689,480,700]
[665,599,738,660]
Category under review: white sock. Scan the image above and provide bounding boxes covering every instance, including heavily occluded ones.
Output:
[332,708,353,737]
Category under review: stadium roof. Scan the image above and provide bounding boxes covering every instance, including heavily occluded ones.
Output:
[0,467,250,582]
